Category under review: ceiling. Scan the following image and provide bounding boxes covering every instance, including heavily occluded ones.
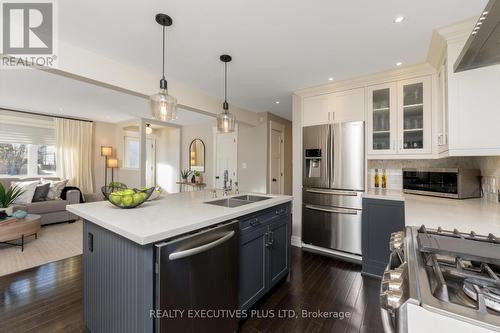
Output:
[55,0,487,119]
[0,69,215,126]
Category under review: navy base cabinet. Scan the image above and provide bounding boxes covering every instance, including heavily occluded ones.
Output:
[361,198,405,278]
[238,203,292,310]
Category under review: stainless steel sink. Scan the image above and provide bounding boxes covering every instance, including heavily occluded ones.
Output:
[204,198,252,208]
[232,195,271,202]
[204,195,271,208]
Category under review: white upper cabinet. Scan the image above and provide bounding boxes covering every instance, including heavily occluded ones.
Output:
[397,76,432,154]
[302,88,364,127]
[331,88,365,123]
[446,40,500,156]
[302,94,331,127]
[367,83,397,155]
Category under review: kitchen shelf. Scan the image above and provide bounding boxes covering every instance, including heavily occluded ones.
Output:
[373,130,391,134]
[373,107,390,112]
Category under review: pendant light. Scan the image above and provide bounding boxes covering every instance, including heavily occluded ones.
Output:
[217,54,235,133]
[150,13,177,121]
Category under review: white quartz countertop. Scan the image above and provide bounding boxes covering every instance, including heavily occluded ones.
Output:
[67,191,292,245]
[363,189,405,201]
[363,190,500,236]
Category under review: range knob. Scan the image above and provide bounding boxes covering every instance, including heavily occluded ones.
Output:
[386,290,404,308]
[383,268,404,280]
[381,277,404,292]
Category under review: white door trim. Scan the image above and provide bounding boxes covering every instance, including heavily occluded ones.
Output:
[269,120,285,195]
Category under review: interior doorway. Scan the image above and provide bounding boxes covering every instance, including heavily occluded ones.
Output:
[213,125,238,189]
[269,121,285,194]
[145,138,156,188]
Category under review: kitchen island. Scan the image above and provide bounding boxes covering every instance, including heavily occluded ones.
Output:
[67,191,292,333]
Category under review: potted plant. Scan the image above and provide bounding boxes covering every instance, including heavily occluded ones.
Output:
[193,171,203,184]
[180,169,192,182]
[0,183,24,216]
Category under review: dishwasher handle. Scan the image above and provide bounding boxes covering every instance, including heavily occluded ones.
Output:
[168,230,235,261]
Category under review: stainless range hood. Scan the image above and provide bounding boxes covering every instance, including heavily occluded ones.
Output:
[454,0,500,72]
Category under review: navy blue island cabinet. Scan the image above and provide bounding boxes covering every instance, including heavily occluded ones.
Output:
[82,201,292,333]
[361,198,405,278]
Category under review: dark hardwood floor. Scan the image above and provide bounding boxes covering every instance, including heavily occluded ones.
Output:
[0,248,383,333]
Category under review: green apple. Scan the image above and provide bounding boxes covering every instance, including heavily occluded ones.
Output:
[122,189,135,196]
[121,195,134,207]
[109,193,122,205]
[132,193,145,205]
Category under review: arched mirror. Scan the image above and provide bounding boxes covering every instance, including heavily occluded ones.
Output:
[189,139,205,173]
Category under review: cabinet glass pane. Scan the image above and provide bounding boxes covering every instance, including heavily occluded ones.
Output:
[372,88,390,150]
[403,83,424,149]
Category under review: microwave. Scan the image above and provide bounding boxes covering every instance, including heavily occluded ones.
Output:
[402,168,481,199]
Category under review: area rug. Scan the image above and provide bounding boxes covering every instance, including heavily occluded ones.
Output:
[0,220,82,276]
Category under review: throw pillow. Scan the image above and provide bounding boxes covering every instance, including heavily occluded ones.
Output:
[10,180,40,204]
[41,179,69,200]
[32,183,50,202]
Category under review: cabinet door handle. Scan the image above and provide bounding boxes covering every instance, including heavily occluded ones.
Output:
[265,231,270,247]
[88,232,94,253]
[269,231,274,246]
[250,219,260,227]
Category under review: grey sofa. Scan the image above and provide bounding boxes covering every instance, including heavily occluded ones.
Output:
[0,177,80,226]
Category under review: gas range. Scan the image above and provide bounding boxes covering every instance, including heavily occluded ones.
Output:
[381,225,500,332]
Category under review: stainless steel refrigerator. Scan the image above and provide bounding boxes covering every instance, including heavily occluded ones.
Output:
[302,121,365,259]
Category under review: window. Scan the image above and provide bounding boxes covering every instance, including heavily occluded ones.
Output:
[0,143,28,176]
[0,143,57,176]
[0,110,56,176]
[37,145,56,175]
[124,136,139,169]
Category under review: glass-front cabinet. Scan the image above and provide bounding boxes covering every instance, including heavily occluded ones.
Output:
[367,83,397,154]
[367,76,431,156]
[398,77,431,154]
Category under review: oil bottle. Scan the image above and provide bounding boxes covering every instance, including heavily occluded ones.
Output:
[381,169,387,189]
[374,169,380,188]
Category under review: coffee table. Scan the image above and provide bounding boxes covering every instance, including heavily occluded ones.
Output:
[0,214,41,251]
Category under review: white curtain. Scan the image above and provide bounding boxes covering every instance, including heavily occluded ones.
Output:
[55,118,94,194]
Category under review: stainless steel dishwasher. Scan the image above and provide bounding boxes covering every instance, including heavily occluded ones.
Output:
[155,220,239,333]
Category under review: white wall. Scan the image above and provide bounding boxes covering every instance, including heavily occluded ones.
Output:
[238,115,268,194]
[156,126,181,193]
[93,121,118,191]
[180,120,216,188]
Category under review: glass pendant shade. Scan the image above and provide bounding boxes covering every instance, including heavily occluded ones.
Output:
[150,89,177,121]
[217,111,235,133]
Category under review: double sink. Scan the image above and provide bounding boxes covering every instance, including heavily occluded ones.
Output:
[205,195,271,208]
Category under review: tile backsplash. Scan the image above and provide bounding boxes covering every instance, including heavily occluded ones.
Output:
[368,156,500,202]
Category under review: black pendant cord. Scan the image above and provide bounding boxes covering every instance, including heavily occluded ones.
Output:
[224,61,228,111]
[160,26,167,90]
[162,26,165,80]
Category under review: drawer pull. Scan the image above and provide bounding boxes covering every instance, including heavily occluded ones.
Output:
[250,219,260,227]
[306,189,358,196]
[305,204,358,215]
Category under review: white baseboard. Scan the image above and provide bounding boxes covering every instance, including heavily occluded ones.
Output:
[291,235,302,247]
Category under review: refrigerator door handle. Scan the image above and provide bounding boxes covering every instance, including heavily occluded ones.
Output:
[305,204,359,215]
[168,231,235,260]
[305,189,359,196]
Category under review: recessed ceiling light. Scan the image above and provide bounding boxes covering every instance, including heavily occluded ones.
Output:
[393,16,405,23]
[328,77,334,81]
[483,11,489,16]
[396,62,403,67]
[275,101,280,104]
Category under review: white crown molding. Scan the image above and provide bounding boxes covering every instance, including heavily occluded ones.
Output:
[294,63,435,98]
